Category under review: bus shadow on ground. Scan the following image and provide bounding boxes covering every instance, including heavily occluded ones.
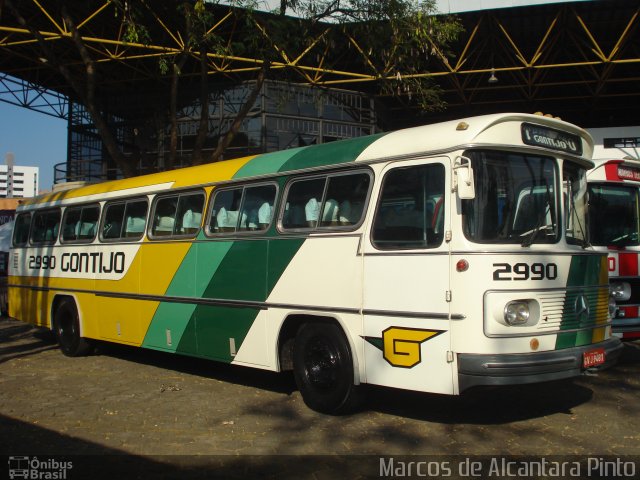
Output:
[5,317,638,425]
[364,380,593,424]
[0,320,57,365]
[96,339,597,425]
[93,340,298,395]
[366,341,640,424]
[368,342,640,425]
[0,415,373,480]
[92,339,640,424]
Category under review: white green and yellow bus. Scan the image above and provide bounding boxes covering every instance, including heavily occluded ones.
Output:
[9,113,623,414]
[587,156,640,340]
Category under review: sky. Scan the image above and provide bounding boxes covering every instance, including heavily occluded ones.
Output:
[0,101,66,192]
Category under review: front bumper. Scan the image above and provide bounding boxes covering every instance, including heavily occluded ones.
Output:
[457,337,623,392]
[612,315,640,335]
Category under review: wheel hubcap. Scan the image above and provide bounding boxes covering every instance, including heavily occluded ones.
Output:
[304,336,339,389]
[58,317,74,347]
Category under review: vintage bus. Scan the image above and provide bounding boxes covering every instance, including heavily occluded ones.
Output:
[9,113,622,414]
[587,156,640,339]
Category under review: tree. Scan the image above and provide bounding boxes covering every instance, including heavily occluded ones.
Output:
[290,0,462,111]
[4,0,138,177]
[3,0,461,177]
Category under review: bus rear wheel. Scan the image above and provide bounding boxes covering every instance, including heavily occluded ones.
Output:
[293,322,362,414]
[53,298,92,357]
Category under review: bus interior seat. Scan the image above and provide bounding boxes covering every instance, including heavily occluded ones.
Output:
[125,217,146,237]
[154,216,175,235]
[182,210,202,234]
[76,221,96,239]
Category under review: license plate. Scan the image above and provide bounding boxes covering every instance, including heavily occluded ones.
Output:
[583,348,605,368]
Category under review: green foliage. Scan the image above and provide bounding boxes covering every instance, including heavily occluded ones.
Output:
[121,0,461,110]
[112,0,151,45]
[277,0,463,111]
[159,57,169,75]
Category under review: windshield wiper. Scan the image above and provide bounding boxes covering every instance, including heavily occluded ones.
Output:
[521,211,553,247]
[611,232,639,246]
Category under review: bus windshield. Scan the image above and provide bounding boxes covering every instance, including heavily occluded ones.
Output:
[589,183,640,247]
[462,150,560,245]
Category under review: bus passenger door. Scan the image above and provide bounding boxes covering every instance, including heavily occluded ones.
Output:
[361,158,454,394]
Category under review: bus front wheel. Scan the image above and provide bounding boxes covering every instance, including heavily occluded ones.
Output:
[293,322,362,414]
[53,298,92,357]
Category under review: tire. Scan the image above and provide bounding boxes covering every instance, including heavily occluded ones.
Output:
[293,322,362,414]
[53,298,92,357]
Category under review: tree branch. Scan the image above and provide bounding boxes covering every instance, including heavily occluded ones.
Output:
[209,61,269,163]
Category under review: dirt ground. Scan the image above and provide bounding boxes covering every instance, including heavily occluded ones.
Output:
[1,317,639,479]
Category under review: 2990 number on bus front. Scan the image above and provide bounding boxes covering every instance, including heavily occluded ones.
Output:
[492,262,558,281]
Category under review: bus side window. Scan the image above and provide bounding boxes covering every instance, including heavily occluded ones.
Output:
[78,205,100,240]
[31,209,61,245]
[282,178,326,229]
[238,184,276,232]
[281,173,371,231]
[150,190,204,238]
[102,199,147,241]
[12,213,31,246]
[102,203,125,240]
[176,191,205,235]
[208,188,243,233]
[62,207,82,242]
[152,195,178,236]
[322,173,371,227]
[372,164,445,249]
[62,204,100,243]
[123,200,148,238]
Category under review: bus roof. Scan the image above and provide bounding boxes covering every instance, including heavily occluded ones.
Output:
[23,112,593,209]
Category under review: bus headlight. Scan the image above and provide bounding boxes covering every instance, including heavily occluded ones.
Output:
[610,282,631,302]
[504,301,531,325]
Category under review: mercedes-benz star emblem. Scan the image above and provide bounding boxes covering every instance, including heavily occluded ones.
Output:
[574,294,590,323]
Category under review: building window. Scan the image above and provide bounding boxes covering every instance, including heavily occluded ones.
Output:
[603,137,640,148]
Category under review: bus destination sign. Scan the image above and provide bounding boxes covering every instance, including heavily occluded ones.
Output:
[618,165,640,181]
[521,123,583,156]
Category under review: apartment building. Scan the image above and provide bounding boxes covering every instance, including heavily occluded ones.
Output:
[1,153,39,198]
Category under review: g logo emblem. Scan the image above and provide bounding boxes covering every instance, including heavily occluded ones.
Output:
[382,327,444,368]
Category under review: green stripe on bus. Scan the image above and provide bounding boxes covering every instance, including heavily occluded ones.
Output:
[143,237,305,360]
[185,237,304,361]
[277,134,385,172]
[233,148,305,179]
[142,241,233,352]
[555,255,607,350]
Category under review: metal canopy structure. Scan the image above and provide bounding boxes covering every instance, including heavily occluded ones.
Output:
[420,0,640,127]
[0,0,638,132]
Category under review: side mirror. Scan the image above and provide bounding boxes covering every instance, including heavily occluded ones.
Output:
[454,156,475,199]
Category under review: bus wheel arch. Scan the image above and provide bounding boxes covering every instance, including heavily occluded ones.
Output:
[279,314,363,414]
[51,295,92,357]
